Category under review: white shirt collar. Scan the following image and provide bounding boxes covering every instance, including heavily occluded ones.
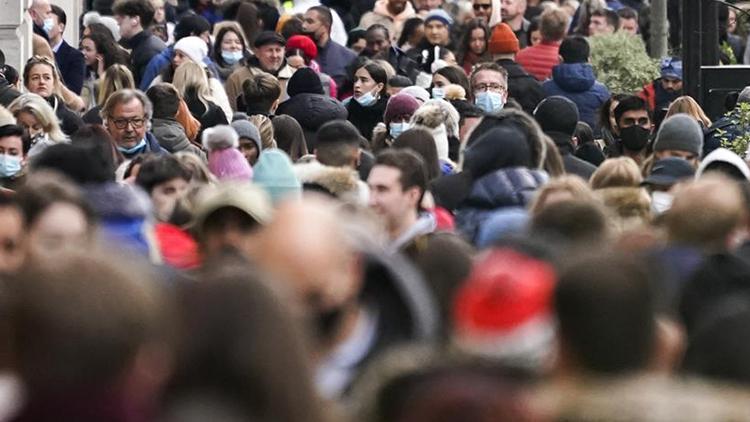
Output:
[51,39,64,53]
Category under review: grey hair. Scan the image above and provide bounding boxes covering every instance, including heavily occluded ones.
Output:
[738,86,750,104]
[101,89,153,124]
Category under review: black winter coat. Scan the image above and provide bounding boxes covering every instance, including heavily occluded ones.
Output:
[346,95,388,141]
[120,30,166,86]
[276,93,347,151]
[496,59,546,115]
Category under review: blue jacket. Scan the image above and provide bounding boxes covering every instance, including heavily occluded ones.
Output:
[455,167,548,245]
[140,45,222,91]
[543,63,610,132]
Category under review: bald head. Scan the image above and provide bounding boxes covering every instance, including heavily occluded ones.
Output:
[29,0,52,27]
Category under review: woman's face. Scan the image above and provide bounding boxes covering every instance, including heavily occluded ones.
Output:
[221,30,243,53]
[26,63,54,98]
[16,111,44,138]
[80,38,100,68]
[173,50,190,68]
[287,54,306,69]
[432,73,451,88]
[353,67,382,98]
[469,28,486,55]
[530,29,542,46]
[729,10,737,33]
[28,203,91,257]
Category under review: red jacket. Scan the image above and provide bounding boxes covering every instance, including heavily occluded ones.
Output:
[515,41,561,82]
[638,82,656,112]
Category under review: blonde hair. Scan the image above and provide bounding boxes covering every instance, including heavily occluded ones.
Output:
[98,64,135,107]
[590,157,643,190]
[529,175,595,216]
[248,114,276,149]
[665,95,712,127]
[373,59,396,80]
[9,93,66,142]
[23,55,63,98]
[173,61,214,112]
[174,151,216,185]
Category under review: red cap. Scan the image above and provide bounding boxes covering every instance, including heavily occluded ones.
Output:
[286,35,318,60]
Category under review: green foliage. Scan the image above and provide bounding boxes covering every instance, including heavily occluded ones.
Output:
[588,32,661,94]
[719,102,750,157]
[721,41,738,64]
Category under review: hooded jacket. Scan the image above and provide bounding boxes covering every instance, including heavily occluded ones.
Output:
[151,117,206,159]
[277,93,347,151]
[696,148,750,180]
[294,160,369,205]
[543,63,610,131]
[497,58,546,115]
[359,0,417,41]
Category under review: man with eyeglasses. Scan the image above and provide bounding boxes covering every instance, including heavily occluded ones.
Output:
[470,62,508,114]
[102,89,164,160]
[472,0,500,27]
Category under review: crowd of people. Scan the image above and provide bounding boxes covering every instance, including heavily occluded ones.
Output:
[2,0,750,420]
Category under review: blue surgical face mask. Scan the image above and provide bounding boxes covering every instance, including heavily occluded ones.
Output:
[432,87,445,100]
[117,138,147,156]
[355,91,377,107]
[42,17,55,34]
[474,91,504,114]
[221,50,243,65]
[0,154,22,178]
[389,122,411,139]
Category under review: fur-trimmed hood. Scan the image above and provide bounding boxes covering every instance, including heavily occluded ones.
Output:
[411,100,460,138]
[294,160,369,205]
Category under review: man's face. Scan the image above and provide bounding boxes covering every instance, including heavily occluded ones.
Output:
[617,109,651,131]
[415,0,443,12]
[48,13,64,42]
[473,0,493,23]
[619,17,638,34]
[115,13,140,39]
[661,77,683,94]
[424,20,449,46]
[501,0,524,21]
[151,177,188,222]
[588,15,614,35]
[238,138,259,165]
[256,43,284,72]
[388,0,408,14]
[472,69,508,101]
[366,30,391,56]
[654,149,699,167]
[0,206,25,274]
[29,0,51,27]
[201,207,260,258]
[368,165,419,232]
[303,10,327,43]
[28,203,91,257]
[106,98,147,149]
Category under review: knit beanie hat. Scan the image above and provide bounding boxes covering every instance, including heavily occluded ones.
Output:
[384,94,420,125]
[202,125,254,181]
[424,9,453,27]
[174,14,211,41]
[488,23,519,55]
[286,35,318,60]
[231,119,262,153]
[653,114,704,157]
[400,86,430,103]
[287,67,324,96]
[660,57,683,80]
[252,149,302,204]
[174,36,209,66]
[452,248,556,369]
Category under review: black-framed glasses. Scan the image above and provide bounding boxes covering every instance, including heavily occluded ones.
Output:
[111,116,146,129]
[473,3,492,10]
[473,83,506,93]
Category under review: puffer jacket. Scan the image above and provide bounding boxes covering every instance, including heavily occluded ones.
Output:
[543,63,610,132]
[515,41,561,81]
[276,93,348,151]
[455,167,548,244]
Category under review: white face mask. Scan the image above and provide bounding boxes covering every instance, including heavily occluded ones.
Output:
[651,190,673,215]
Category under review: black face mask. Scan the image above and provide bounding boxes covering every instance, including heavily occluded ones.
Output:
[619,125,651,151]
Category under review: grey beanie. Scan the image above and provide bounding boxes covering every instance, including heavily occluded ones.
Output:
[654,114,704,157]
[231,120,262,152]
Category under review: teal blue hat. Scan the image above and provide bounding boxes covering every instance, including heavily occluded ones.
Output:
[252,149,301,204]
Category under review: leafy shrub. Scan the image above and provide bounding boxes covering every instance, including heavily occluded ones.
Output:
[718,102,750,157]
[589,32,661,94]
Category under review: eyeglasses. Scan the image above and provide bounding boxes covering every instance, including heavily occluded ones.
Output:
[473,83,506,93]
[473,3,492,10]
[111,116,147,129]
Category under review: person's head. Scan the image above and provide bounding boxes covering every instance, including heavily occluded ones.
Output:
[23,55,59,99]
[202,125,254,181]
[487,22,519,59]
[652,114,703,167]
[347,27,367,53]
[540,7,569,42]
[530,199,609,247]
[9,93,65,142]
[558,35,589,64]
[102,89,152,150]
[659,57,683,94]
[501,0,527,23]
[470,62,508,113]
[28,0,52,29]
[665,95,711,128]
[397,17,424,49]
[272,115,308,162]
[213,23,247,68]
[252,31,286,73]
[241,72,281,115]
[97,63,135,107]
[387,0,410,15]
[173,151,216,186]
[472,0,496,24]
[555,252,657,375]
[461,19,490,58]
[135,154,190,221]
[47,5,67,45]
[368,149,427,236]
[230,119,262,165]
[599,93,628,133]
[173,61,212,110]
[0,123,27,179]
[112,0,155,39]
[588,8,618,35]
[172,36,209,69]
[589,157,642,189]
[285,34,318,68]
[529,175,595,217]
[353,61,387,101]
[16,172,95,255]
[664,175,744,251]
[314,120,362,168]
[384,93,421,139]
[0,194,24,274]
[533,95,580,148]
[365,24,391,57]
[617,7,639,34]
[303,6,332,45]
[387,75,411,96]
[392,128,441,181]
[80,31,126,72]
[173,13,211,43]
[248,114,274,150]
[423,9,452,46]
[433,65,472,100]
[528,16,542,46]
[614,94,652,138]
[146,83,180,120]
[414,0,444,12]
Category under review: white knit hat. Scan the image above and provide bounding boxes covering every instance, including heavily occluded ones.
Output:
[174,36,208,66]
